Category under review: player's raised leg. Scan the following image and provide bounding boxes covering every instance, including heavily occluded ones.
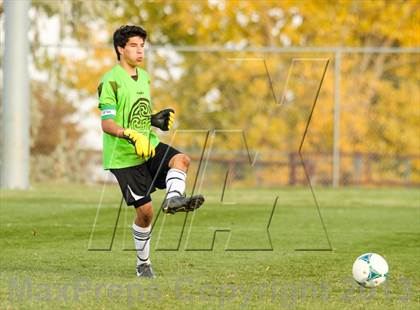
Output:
[132,201,155,278]
[162,153,205,214]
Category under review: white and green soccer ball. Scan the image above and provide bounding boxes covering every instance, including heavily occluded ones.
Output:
[352,253,389,288]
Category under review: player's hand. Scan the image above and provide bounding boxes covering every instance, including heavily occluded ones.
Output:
[151,108,174,131]
[123,129,155,158]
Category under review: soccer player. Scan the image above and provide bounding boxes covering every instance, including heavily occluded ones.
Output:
[98,25,205,278]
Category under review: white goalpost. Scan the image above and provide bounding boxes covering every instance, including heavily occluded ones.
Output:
[1,0,30,189]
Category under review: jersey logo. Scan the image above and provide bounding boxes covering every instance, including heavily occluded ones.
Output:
[127,98,151,131]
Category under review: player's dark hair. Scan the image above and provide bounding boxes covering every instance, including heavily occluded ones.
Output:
[113,25,147,60]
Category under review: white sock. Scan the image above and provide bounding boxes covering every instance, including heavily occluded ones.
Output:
[132,223,151,266]
[166,168,187,199]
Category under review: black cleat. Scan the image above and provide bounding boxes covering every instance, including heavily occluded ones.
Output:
[136,263,156,278]
[162,194,205,214]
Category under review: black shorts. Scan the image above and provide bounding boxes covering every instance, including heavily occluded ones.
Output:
[110,143,180,208]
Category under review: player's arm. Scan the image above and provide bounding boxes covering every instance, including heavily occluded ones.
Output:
[101,118,125,138]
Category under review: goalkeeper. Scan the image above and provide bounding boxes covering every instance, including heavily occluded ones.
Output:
[98,25,205,278]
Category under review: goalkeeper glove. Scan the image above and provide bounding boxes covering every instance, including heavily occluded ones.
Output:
[151,108,174,131]
[123,129,155,158]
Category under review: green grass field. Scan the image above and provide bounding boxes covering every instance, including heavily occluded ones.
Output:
[1,183,419,309]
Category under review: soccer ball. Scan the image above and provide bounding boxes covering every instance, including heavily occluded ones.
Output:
[352,253,389,288]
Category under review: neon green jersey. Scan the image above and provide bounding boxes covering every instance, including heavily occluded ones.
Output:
[98,65,159,169]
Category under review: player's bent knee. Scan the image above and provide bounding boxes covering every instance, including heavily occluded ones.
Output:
[179,153,191,168]
[170,153,190,169]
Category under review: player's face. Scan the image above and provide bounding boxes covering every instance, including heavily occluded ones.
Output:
[119,36,145,66]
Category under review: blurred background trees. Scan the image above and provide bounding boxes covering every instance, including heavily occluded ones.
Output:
[0,0,418,185]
